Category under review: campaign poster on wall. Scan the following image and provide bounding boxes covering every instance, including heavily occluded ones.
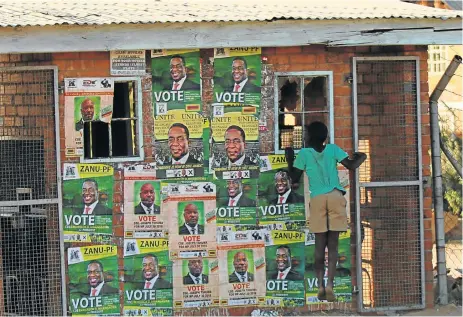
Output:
[124,180,167,239]
[217,238,265,306]
[263,230,305,307]
[210,113,259,179]
[172,257,219,308]
[216,179,257,227]
[154,111,207,179]
[110,50,146,76]
[151,49,201,115]
[124,163,157,180]
[123,239,173,316]
[212,47,261,116]
[62,163,113,243]
[165,182,217,259]
[305,229,352,305]
[67,245,119,316]
[258,155,306,229]
[64,77,114,157]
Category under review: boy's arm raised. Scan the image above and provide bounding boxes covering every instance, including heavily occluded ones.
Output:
[285,147,304,184]
[340,152,367,171]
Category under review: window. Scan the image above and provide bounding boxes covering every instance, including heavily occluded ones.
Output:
[82,77,143,162]
[274,71,334,153]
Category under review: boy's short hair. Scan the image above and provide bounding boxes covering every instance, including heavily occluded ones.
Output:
[307,121,328,143]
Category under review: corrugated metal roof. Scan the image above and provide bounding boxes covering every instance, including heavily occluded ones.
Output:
[0,0,461,27]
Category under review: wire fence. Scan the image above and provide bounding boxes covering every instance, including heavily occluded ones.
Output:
[437,100,462,305]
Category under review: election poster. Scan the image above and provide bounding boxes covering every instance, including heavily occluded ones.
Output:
[172,257,219,308]
[217,225,265,245]
[110,50,146,76]
[305,229,352,305]
[64,77,114,157]
[258,155,306,229]
[124,180,167,239]
[216,179,257,227]
[210,113,260,179]
[67,245,119,316]
[217,237,266,306]
[165,182,217,259]
[213,47,261,116]
[124,163,157,180]
[263,230,305,307]
[154,111,207,179]
[123,239,173,316]
[62,163,113,243]
[151,49,201,115]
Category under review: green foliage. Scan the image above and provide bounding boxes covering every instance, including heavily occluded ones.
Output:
[439,102,462,215]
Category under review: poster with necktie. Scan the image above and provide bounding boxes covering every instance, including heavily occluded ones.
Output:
[154,110,208,179]
[257,155,306,229]
[212,47,261,116]
[151,49,201,115]
[172,257,219,308]
[123,239,173,316]
[263,230,305,307]
[67,245,119,316]
[217,233,265,306]
[165,182,217,260]
[210,113,260,179]
[215,178,258,227]
[124,178,167,239]
[304,229,352,305]
[62,163,114,243]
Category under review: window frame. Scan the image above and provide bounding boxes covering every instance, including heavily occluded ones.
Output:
[80,76,144,163]
[273,71,334,154]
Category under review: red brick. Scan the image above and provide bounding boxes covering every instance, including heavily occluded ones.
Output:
[276,46,302,54]
[53,52,80,60]
[289,54,316,64]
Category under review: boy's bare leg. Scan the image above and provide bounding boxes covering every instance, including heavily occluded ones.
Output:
[325,230,340,301]
[314,232,328,300]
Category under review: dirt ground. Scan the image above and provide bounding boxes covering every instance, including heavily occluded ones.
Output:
[401,304,462,316]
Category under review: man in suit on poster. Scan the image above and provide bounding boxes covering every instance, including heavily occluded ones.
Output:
[75,98,95,131]
[134,183,161,215]
[270,171,304,205]
[74,179,112,215]
[271,245,303,281]
[138,254,172,290]
[183,259,209,285]
[223,125,254,167]
[227,57,260,93]
[229,251,255,283]
[85,261,118,296]
[163,55,200,91]
[178,203,204,235]
[160,123,200,165]
[221,179,255,207]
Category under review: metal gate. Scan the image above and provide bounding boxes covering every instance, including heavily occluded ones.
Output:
[0,66,64,315]
[353,57,424,312]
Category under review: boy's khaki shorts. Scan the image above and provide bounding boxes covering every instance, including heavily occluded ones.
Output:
[309,189,348,233]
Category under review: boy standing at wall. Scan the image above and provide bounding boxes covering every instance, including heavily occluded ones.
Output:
[286,121,366,302]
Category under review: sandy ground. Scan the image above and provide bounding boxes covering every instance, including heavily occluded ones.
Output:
[401,304,462,316]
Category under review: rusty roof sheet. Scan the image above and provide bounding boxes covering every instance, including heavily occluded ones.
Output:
[0,0,461,27]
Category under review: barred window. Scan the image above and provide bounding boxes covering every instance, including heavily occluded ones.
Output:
[83,78,143,162]
[274,72,334,153]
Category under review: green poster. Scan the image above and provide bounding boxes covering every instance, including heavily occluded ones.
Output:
[124,239,173,316]
[62,163,114,243]
[258,155,306,228]
[67,245,119,316]
[264,230,305,307]
[305,230,352,305]
[213,47,261,116]
[151,49,201,115]
[215,179,257,226]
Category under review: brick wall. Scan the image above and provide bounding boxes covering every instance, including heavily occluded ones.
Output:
[0,45,433,314]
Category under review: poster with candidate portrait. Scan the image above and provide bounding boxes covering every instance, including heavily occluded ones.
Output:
[172,258,219,308]
[258,155,306,229]
[124,180,167,239]
[151,49,201,115]
[154,110,207,179]
[123,239,173,316]
[305,229,352,305]
[216,178,257,227]
[263,230,305,307]
[67,245,119,316]
[62,163,113,243]
[210,113,259,179]
[165,182,217,259]
[213,47,261,116]
[64,78,114,157]
[217,238,265,306]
